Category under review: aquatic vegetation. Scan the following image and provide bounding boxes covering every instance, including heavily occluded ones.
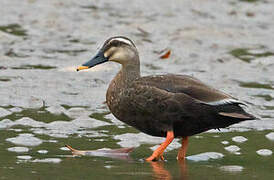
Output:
[0,24,27,36]
[239,82,274,90]
[240,0,260,2]
[11,65,57,70]
[230,48,274,63]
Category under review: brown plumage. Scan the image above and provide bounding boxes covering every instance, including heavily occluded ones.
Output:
[77,36,256,161]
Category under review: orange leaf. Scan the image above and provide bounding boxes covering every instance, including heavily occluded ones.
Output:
[160,49,171,59]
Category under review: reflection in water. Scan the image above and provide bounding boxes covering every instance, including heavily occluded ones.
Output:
[149,160,188,180]
[150,162,172,180]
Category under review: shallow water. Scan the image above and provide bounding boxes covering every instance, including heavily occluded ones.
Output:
[0,0,274,179]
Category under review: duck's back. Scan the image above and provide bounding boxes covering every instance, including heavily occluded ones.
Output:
[107,74,255,137]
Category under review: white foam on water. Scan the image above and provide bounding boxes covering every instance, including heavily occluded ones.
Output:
[0,108,12,118]
[232,136,248,143]
[256,149,272,156]
[9,107,23,113]
[7,147,29,153]
[46,105,66,115]
[186,152,224,162]
[219,165,244,173]
[224,145,240,153]
[207,120,274,132]
[265,132,274,141]
[104,165,113,169]
[6,133,43,146]
[72,117,110,129]
[15,117,46,128]
[17,155,32,160]
[60,147,70,151]
[64,107,92,119]
[31,158,62,163]
[150,141,181,152]
[104,113,125,126]
[0,119,14,129]
[37,150,48,154]
[221,141,229,145]
[114,132,167,147]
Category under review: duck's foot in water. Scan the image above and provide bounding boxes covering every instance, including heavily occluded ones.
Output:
[146,131,174,161]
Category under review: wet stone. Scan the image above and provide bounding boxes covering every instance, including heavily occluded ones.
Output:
[232,136,248,143]
[6,133,43,146]
[256,149,272,156]
[0,108,12,118]
[7,147,29,153]
[186,152,224,162]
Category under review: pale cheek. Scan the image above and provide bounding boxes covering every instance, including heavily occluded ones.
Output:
[109,52,125,62]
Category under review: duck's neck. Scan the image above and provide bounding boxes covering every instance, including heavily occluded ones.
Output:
[119,62,140,85]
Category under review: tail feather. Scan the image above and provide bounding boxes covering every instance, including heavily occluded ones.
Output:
[218,112,256,120]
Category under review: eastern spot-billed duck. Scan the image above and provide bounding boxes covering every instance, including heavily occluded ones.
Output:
[77,36,256,161]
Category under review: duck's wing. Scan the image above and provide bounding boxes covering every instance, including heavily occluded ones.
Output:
[133,74,254,119]
[135,74,241,105]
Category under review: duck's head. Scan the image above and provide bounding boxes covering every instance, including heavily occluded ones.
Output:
[77,36,138,71]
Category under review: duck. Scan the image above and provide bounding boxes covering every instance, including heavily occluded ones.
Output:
[77,36,256,161]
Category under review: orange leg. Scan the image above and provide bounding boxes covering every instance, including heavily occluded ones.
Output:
[146,131,174,161]
[177,136,189,161]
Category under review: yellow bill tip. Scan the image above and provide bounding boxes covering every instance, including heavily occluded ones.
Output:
[76,66,89,71]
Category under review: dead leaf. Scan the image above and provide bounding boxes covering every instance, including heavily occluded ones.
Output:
[160,49,171,59]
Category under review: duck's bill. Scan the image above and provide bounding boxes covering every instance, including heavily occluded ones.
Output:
[76,50,108,71]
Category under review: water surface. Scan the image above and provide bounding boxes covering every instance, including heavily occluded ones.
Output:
[1,0,274,179]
